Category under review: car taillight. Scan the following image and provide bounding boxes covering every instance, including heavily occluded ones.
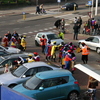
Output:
[74,81,79,86]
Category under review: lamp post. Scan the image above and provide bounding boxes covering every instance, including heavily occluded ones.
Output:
[91,0,94,18]
[95,0,98,16]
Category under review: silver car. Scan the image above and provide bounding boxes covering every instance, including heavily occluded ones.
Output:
[0,62,59,88]
[0,52,33,74]
[35,31,64,46]
[0,45,21,53]
[78,36,100,53]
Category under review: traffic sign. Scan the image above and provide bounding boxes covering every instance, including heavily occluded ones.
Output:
[88,1,92,6]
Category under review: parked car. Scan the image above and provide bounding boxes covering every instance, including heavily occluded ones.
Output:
[0,61,59,88]
[61,2,78,10]
[13,69,80,100]
[0,45,21,53]
[35,31,64,46]
[0,50,11,56]
[78,36,100,53]
[0,52,33,74]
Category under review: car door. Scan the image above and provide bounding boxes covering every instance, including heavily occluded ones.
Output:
[84,37,94,49]
[36,78,60,100]
[90,37,100,50]
[21,68,38,83]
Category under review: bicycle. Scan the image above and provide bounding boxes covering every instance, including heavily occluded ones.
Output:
[76,89,95,100]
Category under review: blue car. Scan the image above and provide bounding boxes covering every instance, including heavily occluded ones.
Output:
[13,69,80,100]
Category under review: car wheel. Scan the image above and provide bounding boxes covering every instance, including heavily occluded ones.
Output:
[67,91,78,100]
[8,84,17,88]
[35,40,39,46]
[96,48,100,53]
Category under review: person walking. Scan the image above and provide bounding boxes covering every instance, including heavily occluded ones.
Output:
[93,21,98,35]
[51,41,58,62]
[20,35,27,51]
[87,76,98,100]
[36,5,40,14]
[73,23,80,40]
[58,31,64,40]
[26,54,35,63]
[33,52,40,61]
[77,16,82,34]
[81,42,90,64]
[40,35,47,54]
[45,40,52,61]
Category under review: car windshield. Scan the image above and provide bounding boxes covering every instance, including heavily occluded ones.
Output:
[47,34,60,40]
[0,57,5,63]
[23,76,42,90]
[12,65,27,77]
[65,3,70,6]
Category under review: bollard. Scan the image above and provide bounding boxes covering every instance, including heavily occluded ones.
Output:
[22,12,26,20]
[74,4,76,11]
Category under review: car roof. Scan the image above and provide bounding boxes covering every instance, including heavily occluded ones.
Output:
[37,31,55,35]
[23,61,58,69]
[36,69,72,79]
[1,52,33,59]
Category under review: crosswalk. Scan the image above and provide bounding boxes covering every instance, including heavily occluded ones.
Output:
[54,13,88,21]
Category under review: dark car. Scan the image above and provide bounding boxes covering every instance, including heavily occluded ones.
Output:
[61,2,78,10]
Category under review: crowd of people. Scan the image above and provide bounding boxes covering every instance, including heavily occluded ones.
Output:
[1,31,27,51]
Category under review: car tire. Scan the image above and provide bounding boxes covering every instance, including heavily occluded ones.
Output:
[35,40,39,46]
[96,48,100,54]
[8,84,17,88]
[67,91,79,100]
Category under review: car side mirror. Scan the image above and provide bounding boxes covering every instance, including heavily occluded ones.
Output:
[21,75,26,78]
[39,87,44,91]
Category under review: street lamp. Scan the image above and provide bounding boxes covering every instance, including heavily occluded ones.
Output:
[95,0,98,16]
[91,0,94,18]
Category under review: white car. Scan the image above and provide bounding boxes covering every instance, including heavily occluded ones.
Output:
[78,36,100,53]
[35,31,64,46]
[0,45,21,53]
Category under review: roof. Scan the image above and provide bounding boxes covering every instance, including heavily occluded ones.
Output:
[36,69,71,79]
[23,61,51,69]
[37,31,55,35]
[74,64,100,82]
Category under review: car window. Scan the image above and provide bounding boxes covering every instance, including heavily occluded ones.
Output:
[12,65,27,77]
[37,34,43,38]
[92,37,99,43]
[37,66,53,72]
[24,68,37,77]
[85,37,94,41]
[40,76,69,88]
[0,51,6,55]
[65,3,70,6]
[47,34,59,40]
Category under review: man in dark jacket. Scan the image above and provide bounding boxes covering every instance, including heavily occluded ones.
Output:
[73,23,80,40]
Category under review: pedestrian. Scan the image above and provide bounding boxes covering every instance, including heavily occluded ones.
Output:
[77,16,82,34]
[60,18,65,30]
[20,35,27,51]
[1,34,9,47]
[12,31,19,41]
[58,31,64,40]
[73,23,80,40]
[91,18,96,32]
[40,4,44,14]
[87,76,99,100]
[33,52,40,61]
[40,35,47,54]
[36,5,40,14]
[4,64,10,73]
[26,54,35,63]
[74,17,78,24]
[51,41,58,62]
[45,40,52,61]
[6,31,12,43]
[54,19,61,29]
[16,57,24,66]
[81,42,90,64]
[93,21,98,35]
[64,50,72,70]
